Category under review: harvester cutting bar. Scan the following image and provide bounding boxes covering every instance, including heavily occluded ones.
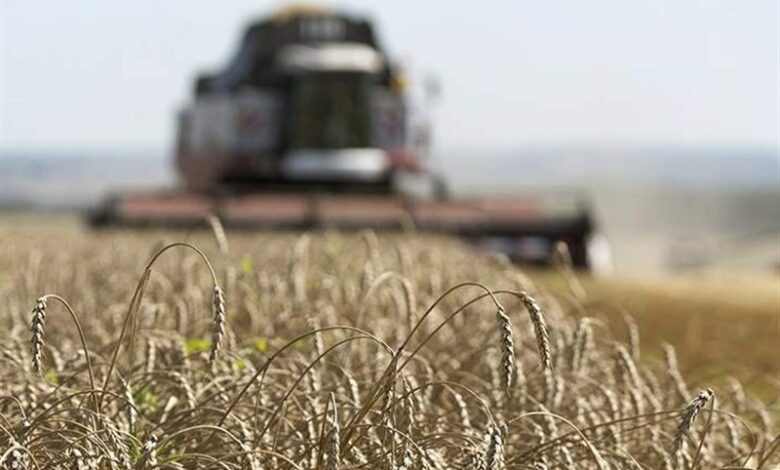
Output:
[89,191,596,268]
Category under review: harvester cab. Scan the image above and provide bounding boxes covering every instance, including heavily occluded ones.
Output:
[176,6,423,193]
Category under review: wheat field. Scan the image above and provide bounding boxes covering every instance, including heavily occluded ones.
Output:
[0,215,777,468]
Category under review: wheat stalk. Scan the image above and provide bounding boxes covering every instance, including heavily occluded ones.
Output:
[105,423,132,470]
[3,230,776,468]
[662,342,689,403]
[451,389,471,428]
[206,214,229,255]
[613,344,641,389]
[551,241,586,300]
[169,371,196,409]
[622,314,640,360]
[144,337,157,374]
[120,377,138,431]
[570,316,593,373]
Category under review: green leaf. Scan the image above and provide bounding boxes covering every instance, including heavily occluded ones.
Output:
[184,338,210,353]
[44,369,59,385]
[239,257,252,274]
[134,386,158,410]
[253,338,268,352]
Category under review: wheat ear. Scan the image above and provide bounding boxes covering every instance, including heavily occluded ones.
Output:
[30,297,47,374]
[672,388,714,455]
[495,306,516,389]
[208,284,226,370]
[138,434,159,468]
[519,292,552,370]
[324,393,340,470]
[483,423,506,470]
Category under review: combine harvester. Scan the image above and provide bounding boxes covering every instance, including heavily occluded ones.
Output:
[90,4,606,270]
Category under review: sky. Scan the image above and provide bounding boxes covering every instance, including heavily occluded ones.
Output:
[1,1,778,154]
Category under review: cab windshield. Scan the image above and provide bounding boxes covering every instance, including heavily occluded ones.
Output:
[288,73,372,149]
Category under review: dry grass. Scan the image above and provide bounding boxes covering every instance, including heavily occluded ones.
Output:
[559,273,780,398]
[0,214,777,468]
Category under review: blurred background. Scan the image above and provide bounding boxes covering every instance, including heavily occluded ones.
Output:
[1,1,778,274]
